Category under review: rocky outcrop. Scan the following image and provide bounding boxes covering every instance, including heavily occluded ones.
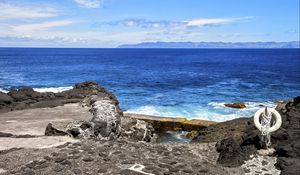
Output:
[45,123,68,136]
[62,100,157,142]
[120,116,156,142]
[208,96,300,175]
[125,113,217,131]
[7,82,154,142]
[192,117,262,167]
[0,81,128,141]
[272,97,300,175]
[215,128,262,167]
[0,92,13,104]
[64,95,122,140]
[192,117,254,143]
[0,81,121,114]
[224,102,246,109]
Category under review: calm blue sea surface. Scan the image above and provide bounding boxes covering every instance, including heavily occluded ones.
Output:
[0,48,299,121]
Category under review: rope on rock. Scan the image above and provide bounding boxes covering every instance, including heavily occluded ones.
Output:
[260,108,272,147]
[254,107,282,148]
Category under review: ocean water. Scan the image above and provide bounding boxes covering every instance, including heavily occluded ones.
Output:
[0,48,299,121]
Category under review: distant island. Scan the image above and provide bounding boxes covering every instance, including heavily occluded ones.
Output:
[118,41,300,48]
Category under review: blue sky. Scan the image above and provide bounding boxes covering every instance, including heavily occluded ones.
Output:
[0,0,299,47]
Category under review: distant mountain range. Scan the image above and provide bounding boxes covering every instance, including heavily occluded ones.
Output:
[118,41,300,48]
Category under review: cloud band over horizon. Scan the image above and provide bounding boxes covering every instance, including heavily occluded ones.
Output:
[0,0,299,47]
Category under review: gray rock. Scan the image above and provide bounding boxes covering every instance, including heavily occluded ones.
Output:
[90,98,121,139]
[1,81,123,114]
[0,92,13,104]
[8,88,41,102]
[120,117,157,142]
[215,96,300,175]
[45,123,68,136]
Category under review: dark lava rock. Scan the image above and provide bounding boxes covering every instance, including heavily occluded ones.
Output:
[67,127,81,138]
[224,102,246,109]
[45,123,68,136]
[82,156,94,162]
[272,96,300,175]
[216,131,262,167]
[125,114,216,132]
[8,88,41,102]
[60,159,72,165]
[0,131,14,137]
[0,81,122,114]
[0,92,13,104]
[80,121,92,130]
[0,92,14,112]
[193,117,254,143]
[212,96,300,175]
[192,113,262,167]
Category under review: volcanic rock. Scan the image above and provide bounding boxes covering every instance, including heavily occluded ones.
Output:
[45,123,68,136]
[224,102,246,109]
[120,116,157,142]
[272,97,300,175]
[210,96,300,175]
[0,81,122,114]
[0,92,13,104]
[124,113,216,131]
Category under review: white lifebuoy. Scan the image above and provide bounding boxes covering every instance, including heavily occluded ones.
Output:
[254,108,282,133]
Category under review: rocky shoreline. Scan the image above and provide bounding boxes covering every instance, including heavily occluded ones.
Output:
[0,81,299,174]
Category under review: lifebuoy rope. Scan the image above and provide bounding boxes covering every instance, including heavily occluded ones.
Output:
[254,107,282,147]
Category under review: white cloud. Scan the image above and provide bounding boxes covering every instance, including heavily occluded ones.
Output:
[11,20,77,33]
[74,0,102,8]
[126,20,136,27]
[185,17,254,27]
[185,18,231,27]
[95,16,254,29]
[0,2,57,20]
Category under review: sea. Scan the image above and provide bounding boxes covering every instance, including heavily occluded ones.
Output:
[0,48,299,122]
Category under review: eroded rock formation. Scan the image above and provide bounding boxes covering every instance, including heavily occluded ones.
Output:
[203,96,300,175]
[224,102,246,109]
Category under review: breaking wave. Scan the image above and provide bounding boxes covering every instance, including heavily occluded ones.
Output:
[124,105,183,118]
[33,86,73,93]
[0,86,73,93]
[125,101,278,122]
[0,88,9,93]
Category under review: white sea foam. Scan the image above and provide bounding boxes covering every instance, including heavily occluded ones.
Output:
[244,102,276,109]
[33,86,73,93]
[166,131,190,141]
[125,105,161,116]
[125,101,277,122]
[0,88,9,93]
[207,102,226,108]
[1,86,73,93]
[125,105,240,122]
[125,105,183,118]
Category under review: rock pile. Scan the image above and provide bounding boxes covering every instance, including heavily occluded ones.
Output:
[0,81,121,113]
[36,81,157,142]
[61,95,123,140]
[198,96,300,175]
[272,96,300,174]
